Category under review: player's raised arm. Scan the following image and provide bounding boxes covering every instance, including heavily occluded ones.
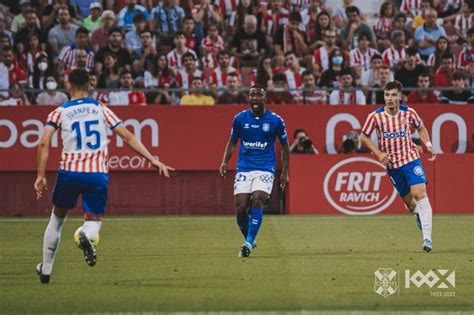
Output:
[34,125,56,200]
[280,141,290,190]
[219,138,238,178]
[113,124,175,177]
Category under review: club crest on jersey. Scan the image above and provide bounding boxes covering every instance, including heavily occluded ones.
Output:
[244,123,250,129]
[262,123,270,132]
[414,166,424,176]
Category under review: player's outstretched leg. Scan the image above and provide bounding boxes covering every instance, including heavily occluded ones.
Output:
[37,207,67,284]
[412,185,433,252]
[78,218,101,266]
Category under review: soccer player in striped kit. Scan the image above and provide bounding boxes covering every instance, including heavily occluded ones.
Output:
[34,69,174,284]
[360,81,436,252]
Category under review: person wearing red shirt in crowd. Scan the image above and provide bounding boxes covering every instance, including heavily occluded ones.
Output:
[458,27,474,86]
[262,0,290,38]
[209,50,238,92]
[283,51,305,96]
[167,32,198,72]
[176,52,205,95]
[144,54,176,104]
[182,16,199,52]
[19,33,46,76]
[295,71,327,104]
[407,72,439,104]
[201,23,225,69]
[216,72,248,104]
[0,46,27,99]
[108,69,146,106]
[434,52,456,87]
[312,29,339,80]
[266,72,294,104]
[192,0,223,34]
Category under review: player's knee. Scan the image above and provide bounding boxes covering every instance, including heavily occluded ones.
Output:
[251,198,265,209]
[53,206,68,218]
[411,190,427,201]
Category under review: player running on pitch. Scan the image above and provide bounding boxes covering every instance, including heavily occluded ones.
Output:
[360,80,436,252]
[34,69,174,284]
[219,84,289,258]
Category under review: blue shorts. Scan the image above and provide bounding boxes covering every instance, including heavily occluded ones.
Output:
[387,159,427,197]
[52,170,109,216]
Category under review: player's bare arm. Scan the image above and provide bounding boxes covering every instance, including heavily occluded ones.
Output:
[34,125,56,200]
[359,134,392,166]
[219,138,238,178]
[417,125,436,162]
[114,124,175,177]
[280,141,290,190]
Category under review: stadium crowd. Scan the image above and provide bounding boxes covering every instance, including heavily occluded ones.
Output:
[0,0,473,106]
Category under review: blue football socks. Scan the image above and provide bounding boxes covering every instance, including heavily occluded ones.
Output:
[246,208,263,247]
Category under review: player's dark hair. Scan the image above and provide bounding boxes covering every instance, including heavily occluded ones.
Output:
[69,69,90,90]
[384,80,403,92]
[250,83,266,92]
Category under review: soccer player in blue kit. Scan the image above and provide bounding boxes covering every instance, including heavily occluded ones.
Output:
[34,69,174,284]
[219,84,290,257]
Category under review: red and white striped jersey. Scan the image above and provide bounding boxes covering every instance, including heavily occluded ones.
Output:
[108,91,146,106]
[374,17,393,36]
[382,46,422,67]
[167,48,198,72]
[349,47,380,72]
[176,69,205,93]
[454,14,474,37]
[263,8,289,36]
[209,66,238,88]
[214,0,238,18]
[284,68,305,95]
[312,46,332,72]
[361,105,422,169]
[458,46,474,68]
[400,0,422,17]
[46,98,122,173]
[58,45,95,69]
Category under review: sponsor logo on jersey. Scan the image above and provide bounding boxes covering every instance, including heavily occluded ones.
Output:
[382,130,408,139]
[242,141,268,149]
[323,157,397,215]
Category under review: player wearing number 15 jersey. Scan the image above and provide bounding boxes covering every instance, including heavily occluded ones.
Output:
[34,69,174,284]
[360,81,437,253]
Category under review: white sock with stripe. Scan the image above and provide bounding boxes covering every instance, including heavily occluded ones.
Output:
[42,210,66,275]
[81,220,102,240]
[416,197,432,241]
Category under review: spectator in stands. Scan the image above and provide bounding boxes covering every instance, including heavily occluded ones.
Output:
[266,72,293,104]
[125,13,147,57]
[83,2,103,34]
[340,6,376,49]
[181,77,215,105]
[117,0,149,32]
[439,70,474,104]
[14,9,46,55]
[273,11,309,58]
[410,0,432,31]
[295,71,327,104]
[382,30,409,69]
[290,129,318,154]
[231,14,267,68]
[42,0,79,31]
[415,8,447,62]
[47,5,79,57]
[0,83,30,106]
[95,28,132,74]
[70,0,98,19]
[458,27,474,85]
[167,32,198,72]
[373,1,394,51]
[309,11,332,50]
[366,64,391,105]
[434,52,457,87]
[29,54,53,91]
[176,52,205,94]
[148,0,186,49]
[262,0,290,39]
[284,51,306,97]
[191,0,223,42]
[400,0,423,18]
[58,27,94,70]
[392,12,412,43]
[427,36,451,70]
[361,54,394,88]
[97,52,120,89]
[88,70,108,103]
[19,33,46,76]
[312,29,339,81]
[228,0,257,37]
[407,72,439,104]
[0,13,14,47]
[454,0,474,43]
[201,23,225,69]
[349,32,380,80]
[35,75,68,105]
[395,47,427,94]
[319,48,347,88]
[209,49,238,91]
[10,0,37,34]
[332,0,355,30]
[254,55,274,88]
[92,10,116,53]
[182,16,199,52]
[217,72,247,104]
[329,68,366,105]
[144,53,175,104]
[132,29,156,80]
[0,46,27,98]
[108,69,147,106]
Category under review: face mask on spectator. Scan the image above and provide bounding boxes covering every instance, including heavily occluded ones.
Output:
[46,81,58,90]
[3,59,12,68]
[38,62,48,71]
[332,56,343,66]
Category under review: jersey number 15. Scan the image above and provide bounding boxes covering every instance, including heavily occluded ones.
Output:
[71,120,101,150]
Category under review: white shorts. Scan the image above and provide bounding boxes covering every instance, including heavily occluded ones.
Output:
[233,171,275,195]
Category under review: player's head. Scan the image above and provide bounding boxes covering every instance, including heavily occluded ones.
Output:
[249,84,266,112]
[383,80,403,111]
[67,68,90,93]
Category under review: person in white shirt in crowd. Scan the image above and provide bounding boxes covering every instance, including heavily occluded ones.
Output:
[329,68,366,105]
[36,75,69,105]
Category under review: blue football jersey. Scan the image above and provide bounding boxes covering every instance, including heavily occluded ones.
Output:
[230,109,288,173]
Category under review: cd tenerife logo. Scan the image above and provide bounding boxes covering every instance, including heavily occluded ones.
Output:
[242,141,268,149]
[323,157,397,215]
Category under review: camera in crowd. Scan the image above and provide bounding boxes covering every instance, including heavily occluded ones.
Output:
[299,136,313,150]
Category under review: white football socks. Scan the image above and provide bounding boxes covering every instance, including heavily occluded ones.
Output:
[416,197,432,241]
[42,210,66,275]
[81,220,102,240]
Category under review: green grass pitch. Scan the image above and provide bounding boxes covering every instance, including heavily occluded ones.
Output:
[0,215,472,313]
